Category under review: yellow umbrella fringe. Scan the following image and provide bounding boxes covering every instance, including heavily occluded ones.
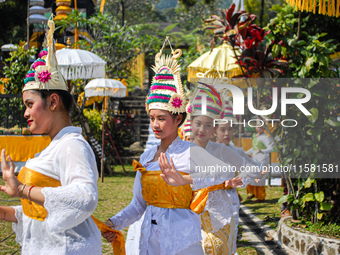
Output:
[299,0,303,10]
[303,0,308,12]
[287,0,340,16]
[328,0,332,16]
[319,0,323,14]
[310,0,314,12]
[323,0,327,15]
[313,0,317,13]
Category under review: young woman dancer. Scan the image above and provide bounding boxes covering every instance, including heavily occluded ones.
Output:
[215,98,260,255]
[0,18,101,254]
[190,82,263,255]
[102,50,242,255]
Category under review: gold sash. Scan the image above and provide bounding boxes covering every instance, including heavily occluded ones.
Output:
[18,167,61,221]
[132,159,230,214]
[190,183,233,215]
[17,166,125,255]
[133,160,193,209]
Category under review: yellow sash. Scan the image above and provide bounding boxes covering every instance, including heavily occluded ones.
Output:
[133,160,192,209]
[132,159,230,214]
[17,166,125,255]
[190,183,233,214]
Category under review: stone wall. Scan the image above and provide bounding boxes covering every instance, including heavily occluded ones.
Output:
[277,217,340,255]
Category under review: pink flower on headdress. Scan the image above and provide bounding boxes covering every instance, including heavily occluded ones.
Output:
[187,105,193,113]
[171,97,183,108]
[38,70,52,83]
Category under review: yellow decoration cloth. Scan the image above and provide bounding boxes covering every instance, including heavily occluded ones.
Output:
[132,160,193,209]
[285,0,339,17]
[246,185,266,200]
[0,135,51,162]
[201,210,233,255]
[17,167,125,255]
[190,183,233,215]
[91,216,126,255]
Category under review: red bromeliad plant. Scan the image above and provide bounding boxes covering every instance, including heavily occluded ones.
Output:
[204,3,288,79]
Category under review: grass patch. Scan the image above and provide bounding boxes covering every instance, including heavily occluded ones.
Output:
[237,245,264,255]
[0,166,135,255]
[237,186,283,229]
[287,219,340,239]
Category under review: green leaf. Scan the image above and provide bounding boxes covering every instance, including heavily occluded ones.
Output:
[294,148,301,156]
[307,108,319,123]
[315,191,324,202]
[278,194,294,204]
[320,202,332,211]
[303,193,315,203]
[325,118,340,127]
[317,212,324,220]
[304,178,315,188]
[272,44,279,58]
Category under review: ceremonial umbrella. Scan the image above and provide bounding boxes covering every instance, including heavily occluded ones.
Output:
[85,78,127,182]
[56,48,106,80]
[1,44,18,52]
[187,42,242,84]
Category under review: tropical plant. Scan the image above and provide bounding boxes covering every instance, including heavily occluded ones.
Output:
[203,3,340,225]
[268,4,340,224]
[0,45,37,129]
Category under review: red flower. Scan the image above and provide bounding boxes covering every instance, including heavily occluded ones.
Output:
[37,70,52,83]
[171,97,183,108]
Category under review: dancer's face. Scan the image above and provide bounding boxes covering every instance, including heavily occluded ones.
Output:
[23,90,52,135]
[149,109,181,140]
[192,115,215,147]
[215,122,234,146]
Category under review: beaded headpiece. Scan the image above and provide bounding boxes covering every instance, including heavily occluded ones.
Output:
[23,15,67,92]
[146,38,186,114]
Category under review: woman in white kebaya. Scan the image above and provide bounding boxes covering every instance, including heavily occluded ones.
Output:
[0,18,101,255]
[102,50,237,255]
[189,83,262,255]
[215,99,260,255]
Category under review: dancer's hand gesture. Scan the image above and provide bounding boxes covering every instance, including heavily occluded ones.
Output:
[159,152,192,186]
[0,149,22,197]
[225,177,243,188]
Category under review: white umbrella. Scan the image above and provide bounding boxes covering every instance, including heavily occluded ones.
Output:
[85,78,127,181]
[1,44,18,52]
[56,48,106,80]
[85,78,127,98]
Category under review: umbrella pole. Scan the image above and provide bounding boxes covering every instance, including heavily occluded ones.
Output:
[94,102,127,175]
[101,100,105,182]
